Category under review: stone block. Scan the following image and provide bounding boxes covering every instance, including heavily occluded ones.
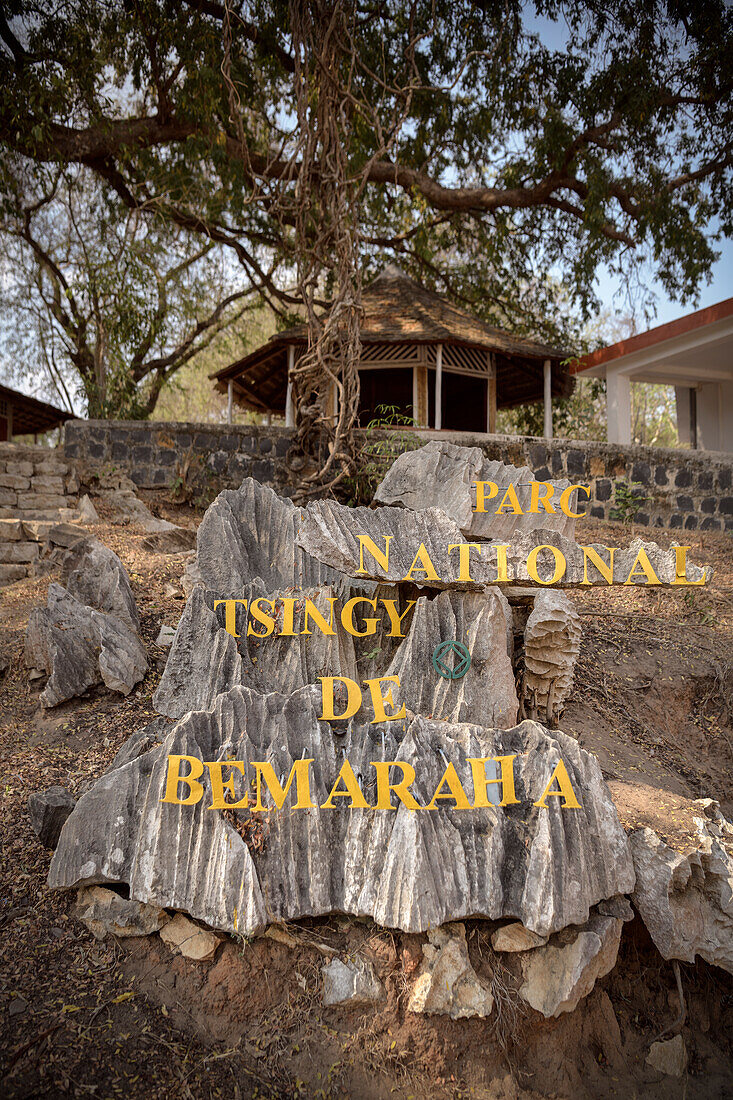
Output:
[63,441,79,459]
[160,913,220,961]
[675,468,692,488]
[588,455,605,476]
[252,458,274,482]
[700,517,722,531]
[566,450,587,478]
[0,519,23,540]
[22,520,55,541]
[0,542,40,563]
[595,478,612,502]
[6,461,34,477]
[718,468,731,490]
[676,495,693,511]
[699,471,713,490]
[151,468,170,486]
[27,786,76,848]
[0,564,28,583]
[87,441,106,460]
[533,466,551,482]
[590,505,605,519]
[0,488,18,506]
[259,436,273,454]
[635,513,649,526]
[19,493,67,510]
[34,459,68,476]
[30,475,65,492]
[158,448,177,466]
[701,498,716,514]
[275,435,291,458]
[719,497,733,515]
[551,451,564,476]
[132,445,152,464]
[684,515,698,529]
[654,465,669,486]
[0,474,30,491]
[669,513,683,528]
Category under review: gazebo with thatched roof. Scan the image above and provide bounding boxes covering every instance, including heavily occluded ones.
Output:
[212,266,573,437]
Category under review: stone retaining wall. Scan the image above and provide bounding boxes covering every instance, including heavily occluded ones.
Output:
[0,443,79,521]
[62,419,733,532]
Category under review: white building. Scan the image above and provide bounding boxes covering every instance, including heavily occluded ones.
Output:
[574,298,733,452]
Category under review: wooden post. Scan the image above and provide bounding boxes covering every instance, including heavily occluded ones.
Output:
[416,346,428,427]
[486,352,497,433]
[227,381,233,425]
[285,346,295,428]
[543,359,553,439]
[435,344,443,430]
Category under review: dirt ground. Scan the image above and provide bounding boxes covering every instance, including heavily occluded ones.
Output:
[1,499,733,1099]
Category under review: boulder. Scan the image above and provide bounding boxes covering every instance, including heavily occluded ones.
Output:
[74,885,169,940]
[385,588,518,728]
[523,591,581,723]
[153,583,359,719]
[407,923,493,1019]
[629,799,733,974]
[27,785,76,848]
[196,478,355,594]
[25,583,147,707]
[49,685,635,940]
[160,913,220,961]
[646,1035,687,1077]
[107,490,178,533]
[374,440,579,541]
[76,494,101,525]
[491,922,548,953]
[61,536,140,632]
[297,500,712,590]
[322,957,384,1005]
[518,911,624,1017]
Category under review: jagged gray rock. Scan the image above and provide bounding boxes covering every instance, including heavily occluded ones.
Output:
[25,583,147,707]
[518,911,624,1017]
[153,583,359,719]
[74,885,169,940]
[61,536,140,631]
[374,440,579,541]
[197,477,352,594]
[49,684,634,939]
[322,957,384,1005]
[297,500,712,589]
[407,923,493,1018]
[629,799,733,974]
[27,785,76,848]
[523,591,581,723]
[385,588,518,728]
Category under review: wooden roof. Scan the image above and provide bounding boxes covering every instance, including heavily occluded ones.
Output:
[0,383,74,435]
[213,266,572,413]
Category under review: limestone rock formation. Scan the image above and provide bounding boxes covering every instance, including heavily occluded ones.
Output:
[523,592,581,723]
[297,500,712,589]
[160,913,221,961]
[491,922,548,953]
[629,799,733,974]
[74,885,169,940]
[646,1035,688,1077]
[153,583,359,720]
[374,440,579,541]
[27,785,76,848]
[322,957,384,1005]
[385,588,518,728]
[407,923,493,1019]
[61,536,140,631]
[49,684,634,939]
[26,583,147,707]
[518,911,624,1017]
[197,478,351,594]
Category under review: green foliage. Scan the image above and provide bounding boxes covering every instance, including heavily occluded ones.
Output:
[610,480,649,523]
[0,0,730,364]
[341,404,422,505]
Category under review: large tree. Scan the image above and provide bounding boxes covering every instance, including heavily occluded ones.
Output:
[1,0,731,478]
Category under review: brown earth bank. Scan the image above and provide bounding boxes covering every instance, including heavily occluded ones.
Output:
[1,498,732,1098]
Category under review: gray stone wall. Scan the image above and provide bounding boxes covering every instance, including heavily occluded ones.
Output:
[62,419,733,531]
[0,443,79,521]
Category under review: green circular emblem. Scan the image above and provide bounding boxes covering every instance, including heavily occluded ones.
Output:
[431,640,472,680]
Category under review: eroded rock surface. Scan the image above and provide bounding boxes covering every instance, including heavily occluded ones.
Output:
[322,957,384,1005]
[374,440,579,541]
[74,885,169,940]
[630,799,733,974]
[297,501,711,589]
[61,536,140,632]
[49,685,634,939]
[385,588,518,727]
[26,584,147,707]
[27,786,76,848]
[407,923,493,1019]
[518,911,625,1017]
[523,591,581,723]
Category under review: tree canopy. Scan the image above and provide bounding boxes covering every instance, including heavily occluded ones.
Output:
[1,1,731,461]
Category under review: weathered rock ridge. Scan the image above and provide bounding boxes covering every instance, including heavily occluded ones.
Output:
[50,684,634,939]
